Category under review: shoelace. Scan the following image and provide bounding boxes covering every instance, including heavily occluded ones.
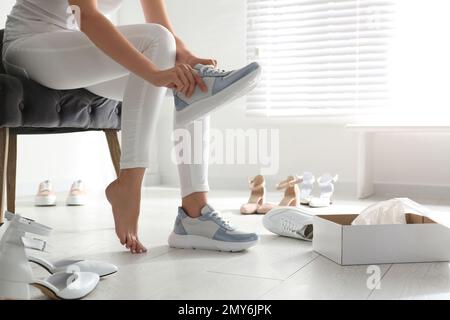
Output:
[208,210,234,230]
[196,64,228,77]
[39,180,52,192]
[281,218,303,235]
[71,180,84,192]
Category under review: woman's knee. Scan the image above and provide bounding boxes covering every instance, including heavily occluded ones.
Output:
[137,24,176,68]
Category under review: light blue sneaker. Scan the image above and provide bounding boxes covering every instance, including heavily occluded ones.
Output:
[168,204,259,252]
[174,62,261,126]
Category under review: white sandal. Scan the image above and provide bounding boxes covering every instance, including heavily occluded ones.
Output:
[298,172,315,205]
[32,271,99,300]
[28,256,117,278]
[0,212,99,300]
[5,212,117,278]
[309,174,339,208]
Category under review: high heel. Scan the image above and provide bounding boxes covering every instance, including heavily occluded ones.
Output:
[276,175,301,207]
[0,211,100,300]
[309,174,339,208]
[240,175,265,214]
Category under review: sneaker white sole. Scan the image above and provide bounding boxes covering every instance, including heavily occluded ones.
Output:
[35,195,57,207]
[168,232,258,252]
[263,207,314,241]
[175,66,262,126]
[66,195,87,206]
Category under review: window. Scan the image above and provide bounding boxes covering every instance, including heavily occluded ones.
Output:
[246,0,396,117]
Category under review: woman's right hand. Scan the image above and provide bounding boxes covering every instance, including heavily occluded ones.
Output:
[149,63,207,97]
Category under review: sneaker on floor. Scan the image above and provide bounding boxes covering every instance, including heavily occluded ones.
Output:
[35,180,57,206]
[263,207,314,241]
[168,204,258,252]
[174,62,261,126]
[66,180,87,206]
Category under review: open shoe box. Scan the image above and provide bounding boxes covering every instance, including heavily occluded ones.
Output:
[313,213,450,265]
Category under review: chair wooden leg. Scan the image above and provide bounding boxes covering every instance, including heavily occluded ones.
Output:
[104,130,121,178]
[7,132,17,213]
[0,128,9,225]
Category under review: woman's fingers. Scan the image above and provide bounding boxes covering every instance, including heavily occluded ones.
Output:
[183,65,197,97]
[193,71,207,92]
[195,58,217,67]
[175,67,189,95]
[163,64,209,95]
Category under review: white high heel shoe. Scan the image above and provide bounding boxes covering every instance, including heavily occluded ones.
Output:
[28,256,117,278]
[0,212,100,300]
[32,272,99,300]
[4,212,117,278]
[309,174,339,208]
[298,172,315,205]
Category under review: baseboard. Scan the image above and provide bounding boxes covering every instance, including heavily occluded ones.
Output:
[158,175,450,200]
[159,174,357,197]
[374,182,450,200]
[16,178,79,198]
[16,175,449,200]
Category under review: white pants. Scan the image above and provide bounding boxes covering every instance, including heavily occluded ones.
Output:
[2,24,209,197]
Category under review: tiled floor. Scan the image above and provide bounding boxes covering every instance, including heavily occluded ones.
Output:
[5,187,450,300]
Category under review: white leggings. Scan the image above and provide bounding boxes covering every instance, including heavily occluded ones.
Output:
[2,23,209,198]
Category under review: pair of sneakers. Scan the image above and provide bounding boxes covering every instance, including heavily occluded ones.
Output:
[35,180,87,207]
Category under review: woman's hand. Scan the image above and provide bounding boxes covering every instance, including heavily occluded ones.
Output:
[176,45,217,68]
[149,64,207,97]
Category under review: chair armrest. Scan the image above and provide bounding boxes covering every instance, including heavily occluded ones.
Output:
[0,74,24,127]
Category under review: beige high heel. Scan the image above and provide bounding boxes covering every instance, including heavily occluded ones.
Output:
[240,175,265,215]
[276,175,301,207]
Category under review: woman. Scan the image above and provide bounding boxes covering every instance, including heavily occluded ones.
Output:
[2,0,259,254]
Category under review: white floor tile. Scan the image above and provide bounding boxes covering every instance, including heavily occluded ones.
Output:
[369,263,450,300]
[261,256,390,300]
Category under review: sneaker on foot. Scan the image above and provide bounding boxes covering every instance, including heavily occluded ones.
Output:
[174,62,261,126]
[35,180,56,206]
[263,207,314,241]
[66,180,87,206]
[168,204,258,252]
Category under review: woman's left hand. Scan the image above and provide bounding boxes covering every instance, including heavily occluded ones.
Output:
[176,46,217,68]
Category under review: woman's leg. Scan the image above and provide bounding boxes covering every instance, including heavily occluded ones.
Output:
[174,117,211,218]
[4,24,176,253]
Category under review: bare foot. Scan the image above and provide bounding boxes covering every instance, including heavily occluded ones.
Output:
[106,179,147,254]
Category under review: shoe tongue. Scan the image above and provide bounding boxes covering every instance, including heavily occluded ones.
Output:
[200,204,215,216]
[194,64,204,70]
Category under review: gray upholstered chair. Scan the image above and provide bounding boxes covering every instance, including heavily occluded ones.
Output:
[0,29,122,224]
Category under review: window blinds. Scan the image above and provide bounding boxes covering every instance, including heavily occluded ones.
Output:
[246,0,395,117]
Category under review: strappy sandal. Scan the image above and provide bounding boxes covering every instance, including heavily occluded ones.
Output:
[309,174,339,208]
[4,212,117,278]
[276,175,301,207]
[0,212,100,300]
[240,175,265,214]
[28,256,117,278]
[32,272,99,300]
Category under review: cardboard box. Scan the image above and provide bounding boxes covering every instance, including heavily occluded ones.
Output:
[313,213,450,265]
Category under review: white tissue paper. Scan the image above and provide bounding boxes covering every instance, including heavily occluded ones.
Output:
[351,198,450,227]
[352,198,407,225]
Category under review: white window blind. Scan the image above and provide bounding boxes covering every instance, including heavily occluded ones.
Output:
[246,0,395,117]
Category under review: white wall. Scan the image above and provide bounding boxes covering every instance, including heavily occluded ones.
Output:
[118,0,450,198]
[1,1,116,196]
